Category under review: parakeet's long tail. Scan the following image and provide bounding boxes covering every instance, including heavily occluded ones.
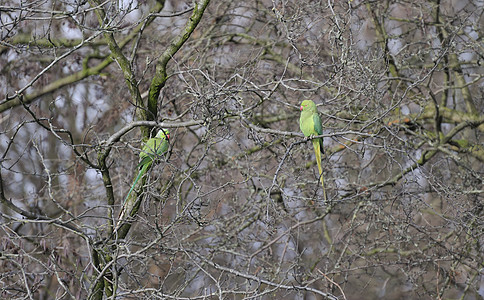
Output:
[312,140,327,201]
[123,163,150,205]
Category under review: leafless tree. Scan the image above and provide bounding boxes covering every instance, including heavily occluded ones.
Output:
[1,0,483,299]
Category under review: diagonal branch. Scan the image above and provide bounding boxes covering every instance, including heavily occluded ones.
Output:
[147,0,211,121]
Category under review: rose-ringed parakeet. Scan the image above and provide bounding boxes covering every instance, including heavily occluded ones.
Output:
[123,129,170,204]
[299,100,326,200]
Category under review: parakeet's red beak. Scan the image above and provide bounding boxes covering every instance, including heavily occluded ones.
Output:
[166,134,170,139]
[300,105,303,111]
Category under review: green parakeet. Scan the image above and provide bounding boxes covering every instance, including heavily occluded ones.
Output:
[299,100,326,200]
[124,129,170,204]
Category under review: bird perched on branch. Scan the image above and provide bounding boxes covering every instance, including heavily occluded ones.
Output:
[123,129,170,204]
[299,100,326,201]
